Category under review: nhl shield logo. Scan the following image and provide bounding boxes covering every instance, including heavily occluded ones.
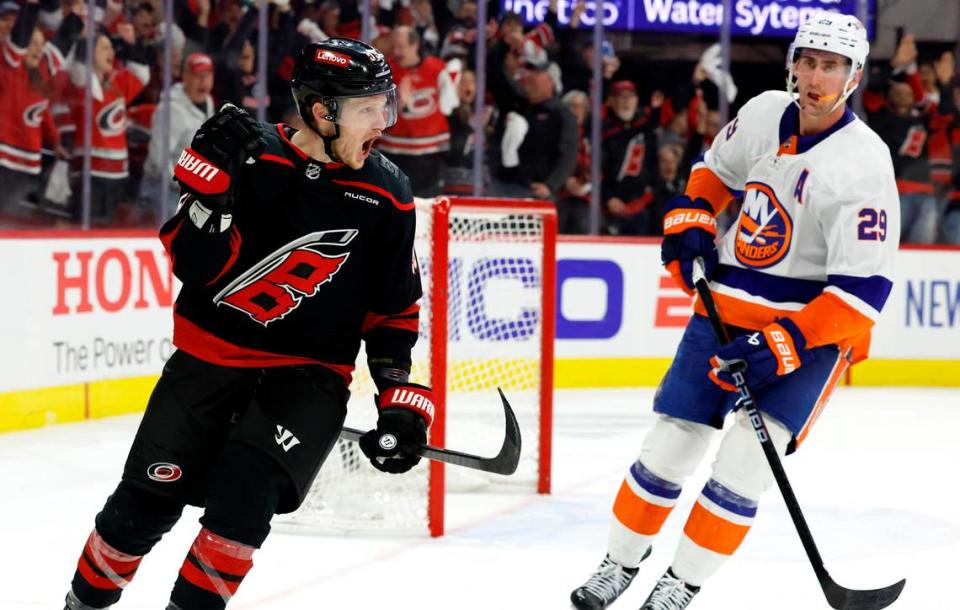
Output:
[735,181,793,269]
[305,163,322,180]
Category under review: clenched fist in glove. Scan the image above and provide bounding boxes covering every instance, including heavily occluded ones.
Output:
[359,384,435,474]
[174,104,264,210]
[709,318,815,392]
[661,195,719,295]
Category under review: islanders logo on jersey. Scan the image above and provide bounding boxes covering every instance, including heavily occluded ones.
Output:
[735,182,793,269]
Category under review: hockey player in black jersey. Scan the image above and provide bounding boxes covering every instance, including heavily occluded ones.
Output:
[63,38,435,610]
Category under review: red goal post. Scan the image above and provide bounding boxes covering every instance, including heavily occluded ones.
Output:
[277,196,557,537]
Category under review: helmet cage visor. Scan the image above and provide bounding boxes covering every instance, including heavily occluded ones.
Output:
[786,44,859,112]
[318,87,398,130]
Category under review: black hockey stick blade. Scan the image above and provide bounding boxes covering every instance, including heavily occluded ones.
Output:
[339,387,522,475]
[822,573,906,610]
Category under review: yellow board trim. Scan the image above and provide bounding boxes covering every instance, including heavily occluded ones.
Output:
[0,375,158,434]
[1,359,959,433]
[555,358,674,388]
[848,359,960,387]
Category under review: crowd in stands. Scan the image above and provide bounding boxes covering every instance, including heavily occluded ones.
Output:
[0,0,957,244]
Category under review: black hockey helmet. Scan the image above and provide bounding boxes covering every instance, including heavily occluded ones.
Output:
[291,38,398,130]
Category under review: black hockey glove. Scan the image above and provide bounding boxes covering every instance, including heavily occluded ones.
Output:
[174,104,264,210]
[359,384,435,474]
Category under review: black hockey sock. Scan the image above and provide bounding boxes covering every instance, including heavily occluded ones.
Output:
[168,443,286,609]
[70,482,183,608]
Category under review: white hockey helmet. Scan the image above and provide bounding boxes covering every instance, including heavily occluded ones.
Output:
[786,13,870,111]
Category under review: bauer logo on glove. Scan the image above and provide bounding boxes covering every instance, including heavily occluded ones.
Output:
[709,318,814,392]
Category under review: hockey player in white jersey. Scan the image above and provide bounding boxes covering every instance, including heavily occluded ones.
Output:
[570,13,899,610]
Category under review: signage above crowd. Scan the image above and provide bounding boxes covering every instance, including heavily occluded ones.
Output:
[501,0,875,38]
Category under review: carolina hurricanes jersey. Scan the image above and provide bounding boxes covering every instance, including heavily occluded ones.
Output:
[689,90,899,363]
[161,123,422,383]
[64,62,149,179]
[379,56,454,156]
[0,38,63,174]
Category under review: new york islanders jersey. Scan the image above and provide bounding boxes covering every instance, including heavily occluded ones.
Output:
[689,90,899,363]
[160,124,422,383]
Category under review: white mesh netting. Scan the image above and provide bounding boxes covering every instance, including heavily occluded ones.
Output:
[275,197,550,536]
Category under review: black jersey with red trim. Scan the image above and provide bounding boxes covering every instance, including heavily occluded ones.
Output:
[160,123,421,383]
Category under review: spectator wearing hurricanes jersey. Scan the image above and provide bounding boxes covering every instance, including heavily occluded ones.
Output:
[865,32,956,244]
[63,39,434,610]
[0,0,64,219]
[602,80,663,236]
[140,52,215,215]
[379,25,458,197]
[63,28,149,223]
[490,56,576,201]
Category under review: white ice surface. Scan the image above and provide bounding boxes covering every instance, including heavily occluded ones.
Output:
[2,387,958,609]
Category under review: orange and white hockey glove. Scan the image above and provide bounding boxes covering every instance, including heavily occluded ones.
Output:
[709,319,815,392]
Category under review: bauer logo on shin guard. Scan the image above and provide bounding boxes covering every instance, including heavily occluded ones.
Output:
[147,462,183,482]
[175,148,231,195]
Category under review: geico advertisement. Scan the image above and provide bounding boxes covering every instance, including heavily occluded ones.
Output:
[1,236,958,392]
[0,237,176,392]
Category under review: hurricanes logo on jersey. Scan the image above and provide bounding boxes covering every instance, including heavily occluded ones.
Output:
[735,182,793,269]
[23,100,48,128]
[97,98,127,137]
[213,229,358,325]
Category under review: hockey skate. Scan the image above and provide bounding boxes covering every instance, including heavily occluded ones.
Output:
[570,547,651,609]
[639,568,700,610]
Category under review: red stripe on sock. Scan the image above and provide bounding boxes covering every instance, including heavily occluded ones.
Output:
[75,530,142,590]
[191,529,255,577]
[179,558,241,598]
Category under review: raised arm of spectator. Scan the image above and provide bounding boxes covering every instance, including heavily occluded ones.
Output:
[38,0,61,35]
[933,51,957,115]
[9,0,41,52]
[176,0,210,48]
[51,11,83,61]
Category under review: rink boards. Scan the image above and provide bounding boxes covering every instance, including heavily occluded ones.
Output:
[0,232,958,432]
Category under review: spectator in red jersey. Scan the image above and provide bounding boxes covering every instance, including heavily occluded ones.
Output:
[866,32,956,244]
[0,0,65,222]
[63,28,150,224]
[141,52,215,217]
[380,25,458,197]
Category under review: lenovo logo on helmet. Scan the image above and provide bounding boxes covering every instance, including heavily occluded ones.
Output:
[315,49,350,68]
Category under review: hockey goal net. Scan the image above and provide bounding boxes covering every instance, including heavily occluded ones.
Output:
[276,196,556,536]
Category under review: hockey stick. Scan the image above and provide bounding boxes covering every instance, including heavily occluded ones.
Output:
[339,388,522,475]
[692,258,905,610]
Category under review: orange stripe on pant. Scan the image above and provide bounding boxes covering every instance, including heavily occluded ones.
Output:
[682,501,751,556]
[795,350,849,448]
[612,480,675,536]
